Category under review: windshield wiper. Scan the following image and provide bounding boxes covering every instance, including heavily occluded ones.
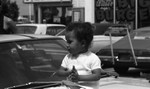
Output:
[5,81,62,89]
[5,81,83,89]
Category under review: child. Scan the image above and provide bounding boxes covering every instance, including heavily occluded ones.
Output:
[57,22,118,88]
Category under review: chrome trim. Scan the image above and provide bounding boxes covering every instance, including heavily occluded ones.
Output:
[136,57,150,59]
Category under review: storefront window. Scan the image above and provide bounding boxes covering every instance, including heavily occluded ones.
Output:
[41,6,72,25]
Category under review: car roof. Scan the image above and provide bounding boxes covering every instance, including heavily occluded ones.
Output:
[0,34,63,43]
[16,24,66,27]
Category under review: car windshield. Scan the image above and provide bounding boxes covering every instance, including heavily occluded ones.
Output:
[16,26,37,34]
[46,26,66,35]
[0,39,68,89]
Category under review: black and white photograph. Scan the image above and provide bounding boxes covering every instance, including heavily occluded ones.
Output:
[0,0,150,89]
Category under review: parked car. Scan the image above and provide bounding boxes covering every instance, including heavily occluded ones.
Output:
[96,27,150,74]
[56,23,124,53]
[16,24,66,35]
[0,34,70,89]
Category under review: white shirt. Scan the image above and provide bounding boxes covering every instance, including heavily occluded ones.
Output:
[61,51,101,75]
[61,51,101,89]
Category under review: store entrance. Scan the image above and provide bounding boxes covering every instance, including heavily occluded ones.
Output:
[41,6,72,25]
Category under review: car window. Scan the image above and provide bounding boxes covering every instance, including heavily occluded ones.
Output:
[104,25,129,36]
[56,29,66,36]
[16,26,37,34]
[46,26,66,35]
[0,39,68,88]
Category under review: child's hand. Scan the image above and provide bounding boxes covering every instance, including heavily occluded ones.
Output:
[67,66,78,82]
[107,71,119,78]
[68,72,78,82]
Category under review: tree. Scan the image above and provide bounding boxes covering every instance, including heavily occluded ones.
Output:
[1,0,19,21]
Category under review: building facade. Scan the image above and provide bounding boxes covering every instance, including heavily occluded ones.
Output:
[23,0,95,25]
[22,0,150,28]
[95,0,150,29]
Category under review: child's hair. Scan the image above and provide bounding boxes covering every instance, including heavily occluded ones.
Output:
[66,22,94,49]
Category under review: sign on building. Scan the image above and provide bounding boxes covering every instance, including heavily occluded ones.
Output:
[95,0,150,27]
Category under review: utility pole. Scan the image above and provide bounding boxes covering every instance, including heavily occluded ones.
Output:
[29,3,32,22]
[135,0,138,30]
[113,0,116,24]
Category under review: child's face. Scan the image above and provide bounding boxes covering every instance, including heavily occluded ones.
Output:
[65,31,84,56]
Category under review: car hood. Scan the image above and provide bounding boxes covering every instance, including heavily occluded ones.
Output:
[5,77,150,89]
[98,77,150,89]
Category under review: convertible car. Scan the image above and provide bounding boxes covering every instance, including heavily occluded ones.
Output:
[96,27,150,74]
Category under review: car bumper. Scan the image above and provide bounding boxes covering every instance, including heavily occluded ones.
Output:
[99,55,150,68]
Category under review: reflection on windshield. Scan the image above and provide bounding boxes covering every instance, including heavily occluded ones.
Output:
[0,39,68,88]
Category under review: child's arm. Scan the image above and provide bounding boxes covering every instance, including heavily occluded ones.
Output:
[56,66,71,77]
[100,69,119,78]
[78,68,101,81]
